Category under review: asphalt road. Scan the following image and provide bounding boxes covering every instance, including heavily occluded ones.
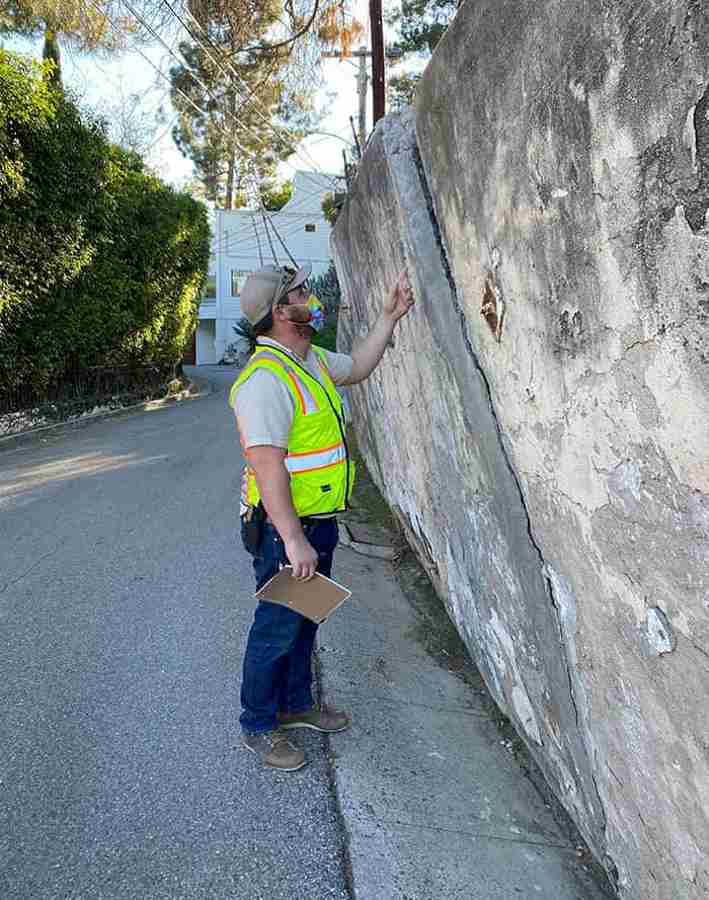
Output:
[0,368,350,900]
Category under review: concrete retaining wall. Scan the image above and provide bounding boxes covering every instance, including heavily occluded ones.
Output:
[331,3,709,898]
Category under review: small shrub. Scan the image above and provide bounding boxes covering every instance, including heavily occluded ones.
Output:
[311,263,342,352]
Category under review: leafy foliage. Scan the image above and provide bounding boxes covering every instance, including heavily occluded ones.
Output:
[321,191,345,226]
[0,49,210,395]
[260,178,294,211]
[310,262,340,315]
[0,0,126,50]
[0,50,54,198]
[388,72,421,111]
[311,262,341,351]
[0,0,145,86]
[315,1,363,56]
[232,315,257,356]
[168,0,371,207]
[388,0,459,56]
[385,0,458,113]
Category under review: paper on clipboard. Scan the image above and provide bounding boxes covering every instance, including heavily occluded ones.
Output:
[255,566,351,624]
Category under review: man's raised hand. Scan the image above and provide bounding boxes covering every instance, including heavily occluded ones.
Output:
[383,269,415,322]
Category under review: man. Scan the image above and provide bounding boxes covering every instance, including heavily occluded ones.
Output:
[230,262,414,772]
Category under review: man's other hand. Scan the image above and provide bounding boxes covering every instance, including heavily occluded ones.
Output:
[383,269,415,322]
[285,534,318,581]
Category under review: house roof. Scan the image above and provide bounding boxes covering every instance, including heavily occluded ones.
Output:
[209,171,339,269]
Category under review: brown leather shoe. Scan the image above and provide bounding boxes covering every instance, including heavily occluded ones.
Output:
[242,729,306,771]
[278,706,350,733]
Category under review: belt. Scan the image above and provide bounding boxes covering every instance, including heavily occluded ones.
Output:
[265,514,336,527]
[300,515,335,526]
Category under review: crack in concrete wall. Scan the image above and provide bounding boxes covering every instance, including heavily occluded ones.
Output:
[412,135,612,886]
[409,2,709,895]
[334,109,611,879]
[333,3,709,895]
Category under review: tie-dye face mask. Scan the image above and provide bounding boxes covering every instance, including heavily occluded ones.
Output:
[306,295,326,332]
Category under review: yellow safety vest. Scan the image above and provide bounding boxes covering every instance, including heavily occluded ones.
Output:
[229,344,355,517]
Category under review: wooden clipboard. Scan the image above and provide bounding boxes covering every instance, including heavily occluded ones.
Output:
[255,566,351,624]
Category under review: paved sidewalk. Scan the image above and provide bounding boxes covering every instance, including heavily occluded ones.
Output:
[317,539,614,900]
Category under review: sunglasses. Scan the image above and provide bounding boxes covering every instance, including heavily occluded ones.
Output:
[276,280,310,304]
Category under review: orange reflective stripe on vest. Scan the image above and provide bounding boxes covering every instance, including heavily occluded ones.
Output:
[286,442,347,475]
[248,350,319,415]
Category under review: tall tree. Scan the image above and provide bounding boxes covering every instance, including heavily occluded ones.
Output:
[384,0,459,110]
[0,1,136,86]
[169,0,318,209]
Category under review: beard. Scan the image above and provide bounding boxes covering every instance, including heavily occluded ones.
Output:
[295,324,315,340]
[282,305,311,324]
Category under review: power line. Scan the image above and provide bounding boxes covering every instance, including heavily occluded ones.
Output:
[261,202,298,267]
[121,0,338,201]
[213,252,331,263]
[120,0,338,204]
[161,0,262,111]
[260,206,279,265]
[116,0,263,164]
[87,0,336,270]
[207,171,342,255]
[144,113,179,152]
[208,196,332,255]
[85,0,224,144]
[213,215,330,266]
[214,204,334,230]
[251,214,264,267]
[162,0,339,187]
[211,204,333,257]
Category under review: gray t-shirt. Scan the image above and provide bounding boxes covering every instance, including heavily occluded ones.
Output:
[233,338,354,450]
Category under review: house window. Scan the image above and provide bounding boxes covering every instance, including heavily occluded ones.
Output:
[203,275,216,300]
[305,223,316,233]
[231,270,250,296]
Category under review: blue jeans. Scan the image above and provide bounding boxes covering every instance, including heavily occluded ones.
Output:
[239,518,339,735]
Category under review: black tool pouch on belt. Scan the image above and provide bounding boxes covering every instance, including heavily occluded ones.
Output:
[242,501,266,554]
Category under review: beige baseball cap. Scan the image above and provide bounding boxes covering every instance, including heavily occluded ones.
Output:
[240,263,313,325]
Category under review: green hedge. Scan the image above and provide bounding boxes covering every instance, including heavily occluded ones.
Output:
[0,50,210,395]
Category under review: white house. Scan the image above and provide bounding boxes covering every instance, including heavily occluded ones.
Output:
[194,171,338,365]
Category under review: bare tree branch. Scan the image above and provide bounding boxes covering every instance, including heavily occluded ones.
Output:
[241,0,320,54]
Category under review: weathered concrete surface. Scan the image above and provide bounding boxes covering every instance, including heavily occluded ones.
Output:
[321,540,612,900]
[332,3,709,898]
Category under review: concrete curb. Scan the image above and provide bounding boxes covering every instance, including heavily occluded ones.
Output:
[338,522,399,561]
[0,376,213,447]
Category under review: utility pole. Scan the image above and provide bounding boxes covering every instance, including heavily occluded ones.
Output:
[322,46,372,155]
[357,48,368,152]
[369,0,386,124]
